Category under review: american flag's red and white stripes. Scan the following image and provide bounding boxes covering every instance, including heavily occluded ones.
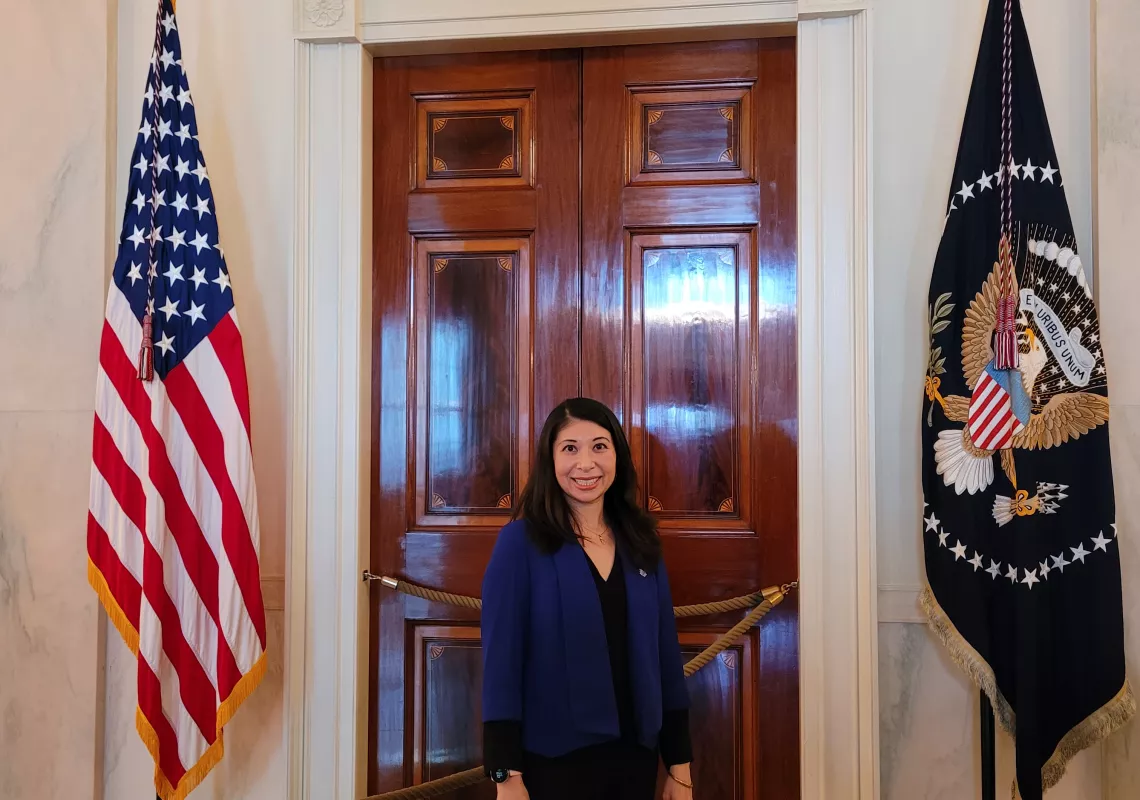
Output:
[88,2,265,798]
[968,368,1026,451]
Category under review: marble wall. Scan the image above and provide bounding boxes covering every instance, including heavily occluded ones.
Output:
[1097,0,1140,796]
[0,2,111,798]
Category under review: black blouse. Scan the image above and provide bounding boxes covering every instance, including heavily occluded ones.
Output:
[483,549,693,772]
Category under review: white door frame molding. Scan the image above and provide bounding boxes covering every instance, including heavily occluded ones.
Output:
[288,2,877,798]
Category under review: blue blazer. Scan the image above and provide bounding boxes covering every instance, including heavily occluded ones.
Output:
[481,519,689,758]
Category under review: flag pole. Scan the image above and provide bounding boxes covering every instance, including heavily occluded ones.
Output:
[981,690,996,800]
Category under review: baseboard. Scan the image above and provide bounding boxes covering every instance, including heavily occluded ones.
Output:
[877,585,925,623]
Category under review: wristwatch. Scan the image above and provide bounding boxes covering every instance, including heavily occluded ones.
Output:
[488,768,520,783]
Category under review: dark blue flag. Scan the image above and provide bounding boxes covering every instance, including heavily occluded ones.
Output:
[919,1,1134,797]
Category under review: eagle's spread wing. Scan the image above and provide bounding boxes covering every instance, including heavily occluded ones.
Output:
[943,394,970,423]
[961,262,1018,389]
[1012,392,1110,450]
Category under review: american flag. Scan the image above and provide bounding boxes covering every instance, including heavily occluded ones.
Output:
[86,1,266,797]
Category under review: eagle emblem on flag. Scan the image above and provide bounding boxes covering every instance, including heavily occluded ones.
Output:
[930,245,1110,517]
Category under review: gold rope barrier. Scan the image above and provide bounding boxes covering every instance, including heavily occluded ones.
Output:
[368,574,778,618]
[361,577,797,800]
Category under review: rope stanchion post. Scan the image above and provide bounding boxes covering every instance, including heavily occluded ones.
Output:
[361,576,798,800]
[681,583,791,677]
[364,572,483,610]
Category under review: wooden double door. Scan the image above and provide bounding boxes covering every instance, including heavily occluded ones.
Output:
[369,38,798,799]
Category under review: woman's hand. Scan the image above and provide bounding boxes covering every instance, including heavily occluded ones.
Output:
[663,764,693,800]
[495,774,529,800]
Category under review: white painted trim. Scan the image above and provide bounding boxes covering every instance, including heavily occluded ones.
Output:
[358,0,799,45]
[296,0,360,42]
[288,3,878,799]
[797,10,879,800]
[878,585,926,624]
[288,39,372,800]
[286,38,311,800]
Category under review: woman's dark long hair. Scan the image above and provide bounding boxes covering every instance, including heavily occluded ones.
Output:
[513,398,661,571]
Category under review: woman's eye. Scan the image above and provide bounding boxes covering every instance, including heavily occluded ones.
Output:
[563,445,576,453]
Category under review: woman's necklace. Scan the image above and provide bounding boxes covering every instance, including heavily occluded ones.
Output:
[580,524,610,546]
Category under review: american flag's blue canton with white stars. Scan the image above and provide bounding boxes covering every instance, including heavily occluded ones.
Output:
[113,8,232,379]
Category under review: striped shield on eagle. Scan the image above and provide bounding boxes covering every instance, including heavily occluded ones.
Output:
[969,362,1030,451]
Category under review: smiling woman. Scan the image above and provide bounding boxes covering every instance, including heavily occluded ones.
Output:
[513,398,662,571]
[481,398,693,800]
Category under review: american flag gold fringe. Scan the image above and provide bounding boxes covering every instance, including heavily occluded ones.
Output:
[90,558,269,800]
[217,650,267,728]
[137,707,225,800]
[88,558,140,655]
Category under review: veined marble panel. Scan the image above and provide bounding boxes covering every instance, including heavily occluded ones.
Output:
[0,412,100,800]
[879,621,1104,799]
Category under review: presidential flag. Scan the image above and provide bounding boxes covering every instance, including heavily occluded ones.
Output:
[920,0,1133,796]
[86,1,267,797]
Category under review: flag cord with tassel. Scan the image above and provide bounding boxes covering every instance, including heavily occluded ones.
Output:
[983,5,1016,797]
[136,1,166,381]
[993,0,1018,371]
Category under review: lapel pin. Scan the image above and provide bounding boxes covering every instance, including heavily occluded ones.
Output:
[639,569,647,577]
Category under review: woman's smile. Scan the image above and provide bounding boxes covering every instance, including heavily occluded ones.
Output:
[553,418,617,506]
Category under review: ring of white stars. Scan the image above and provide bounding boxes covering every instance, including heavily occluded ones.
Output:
[944,156,1062,223]
[924,514,1118,591]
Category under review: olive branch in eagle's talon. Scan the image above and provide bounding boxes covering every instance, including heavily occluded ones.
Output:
[925,291,954,426]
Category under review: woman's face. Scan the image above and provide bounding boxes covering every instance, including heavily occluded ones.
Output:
[552,418,617,509]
